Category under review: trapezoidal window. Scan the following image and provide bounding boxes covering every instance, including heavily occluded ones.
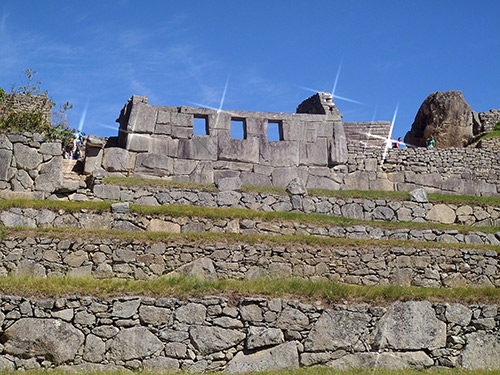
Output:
[193,115,209,135]
[230,118,247,139]
[267,120,284,141]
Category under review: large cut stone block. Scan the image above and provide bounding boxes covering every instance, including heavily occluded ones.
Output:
[190,326,245,355]
[103,148,131,172]
[35,156,63,193]
[328,351,433,370]
[13,143,43,170]
[128,102,157,133]
[3,318,84,364]
[178,136,217,161]
[218,137,259,164]
[109,327,163,361]
[126,134,151,152]
[299,138,328,166]
[373,301,446,350]
[135,153,173,177]
[329,121,347,164]
[0,149,12,181]
[259,140,299,167]
[83,146,103,175]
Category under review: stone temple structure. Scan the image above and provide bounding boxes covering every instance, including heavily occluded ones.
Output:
[109,93,390,187]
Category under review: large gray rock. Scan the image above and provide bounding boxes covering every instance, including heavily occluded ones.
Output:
[173,257,217,281]
[175,303,206,324]
[445,303,472,326]
[246,327,284,350]
[461,332,500,369]
[226,341,299,373]
[2,318,84,364]
[404,90,473,147]
[109,327,163,361]
[328,351,433,369]
[410,188,428,203]
[426,204,456,224]
[135,153,173,177]
[0,211,36,228]
[102,147,130,172]
[275,307,309,330]
[216,176,242,192]
[304,309,370,351]
[139,305,172,325]
[373,301,446,350]
[286,177,307,196]
[13,143,42,170]
[341,203,364,220]
[0,149,12,181]
[190,326,245,355]
[35,156,63,192]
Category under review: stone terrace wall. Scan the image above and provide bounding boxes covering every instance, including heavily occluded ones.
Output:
[345,146,500,196]
[0,133,63,196]
[84,183,500,226]
[479,109,500,132]
[0,296,497,371]
[0,93,52,124]
[0,233,498,287]
[1,207,500,246]
[343,121,391,147]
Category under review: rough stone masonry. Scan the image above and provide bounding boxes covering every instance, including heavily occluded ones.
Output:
[0,297,497,372]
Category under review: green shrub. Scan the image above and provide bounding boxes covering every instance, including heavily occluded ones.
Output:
[494,120,500,131]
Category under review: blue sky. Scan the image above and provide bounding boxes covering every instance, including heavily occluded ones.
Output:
[0,1,499,140]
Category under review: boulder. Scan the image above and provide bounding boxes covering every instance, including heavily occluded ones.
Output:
[190,326,245,355]
[404,90,473,147]
[373,301,446,350]
[410,188,428,203]
[304,309,370,351]
[286,177,307,196]
[109,327,163,361]
[426,204,456,224]
[2,318,84,364]
[226,341,299,373]
[461,332,500,369]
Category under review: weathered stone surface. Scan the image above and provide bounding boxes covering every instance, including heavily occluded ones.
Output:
[40,142,61,155]
[139,305,172,325]
[83,334,105,362]
[35,156,63,192]
[216,176,241,191]
[102,147,130,172]
[374,301,446,350]
[426,204,456,224]
[13,143,42,170]
[93,184,120,200]
[111,202,129,214]
[0,149,12,181]
[2,318,84,364]
[147,219,181,232]
[304,309,370,351]
[190,326,245,355]
[276,307,309,330]
[286,177,307,196]
[341,203,364,220]
[112,299,141,318]
[328,351,433,370]
[226,341,299,373]
[109,327,163,361]
[175,303,206,324]
[0,211,36,228]
[246,327,284,350]
[143,356,179,372]
[404,90,473,147]
[173,257,217,281]
[410,188,428,203]
[135,153,173,176]
[461,332,500,369]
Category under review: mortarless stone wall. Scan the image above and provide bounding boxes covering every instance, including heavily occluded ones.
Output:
[0,296,497,371]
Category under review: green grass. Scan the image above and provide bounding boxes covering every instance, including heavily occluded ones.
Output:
[1,275,500,304]
[2,226,499,253]
[0,368,498,375]
[481,130,500,139]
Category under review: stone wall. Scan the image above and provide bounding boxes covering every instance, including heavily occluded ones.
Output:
[478,109,500,133]
[343,121,391,147]
[82,183,500,226]
[0,93,52,124]
[345,146,500,196]
[0,232,498,287]
[96,94,350,188]
[0,296,497,371]
[0,133,62,196]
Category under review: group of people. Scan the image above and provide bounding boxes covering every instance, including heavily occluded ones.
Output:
[64,130,85,160]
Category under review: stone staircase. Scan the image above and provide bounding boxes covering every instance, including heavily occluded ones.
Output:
[61,159,87,191]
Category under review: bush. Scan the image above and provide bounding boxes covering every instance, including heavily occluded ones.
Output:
[0,69,75,147]
[494,120,500,131]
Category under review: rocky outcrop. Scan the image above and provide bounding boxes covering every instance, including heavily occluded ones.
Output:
[404,91,473,147]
